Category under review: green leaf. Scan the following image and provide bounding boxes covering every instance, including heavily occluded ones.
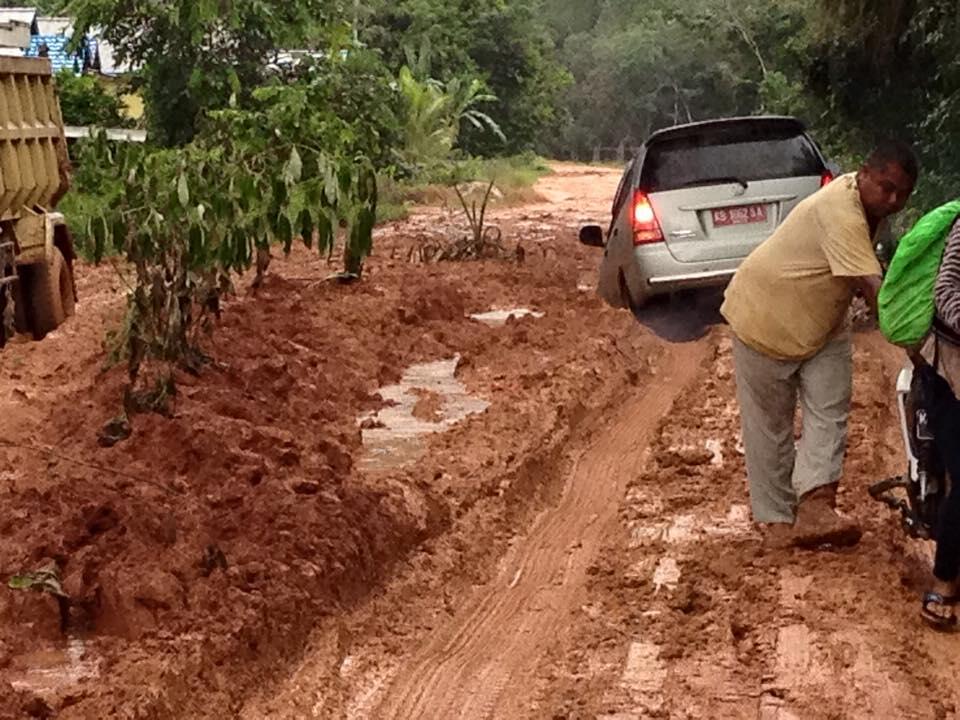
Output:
[315,210,334,255]
[92,214,107,261]
[112,218,127,250]
[276,213,293,253]
[285,147,303,184]
[8,566,68,598]
[323,164,339,204]
[299,209,314,248]
[177,173,190,207]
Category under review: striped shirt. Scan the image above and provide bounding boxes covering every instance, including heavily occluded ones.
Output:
[936,219,960,335]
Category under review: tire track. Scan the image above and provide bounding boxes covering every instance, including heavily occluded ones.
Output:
[560,332,957,720]
[368,340,710,720]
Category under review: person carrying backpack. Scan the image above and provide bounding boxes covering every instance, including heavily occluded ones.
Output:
[877,194,960,627]
[723,140,918,548]
[916,218,960,627]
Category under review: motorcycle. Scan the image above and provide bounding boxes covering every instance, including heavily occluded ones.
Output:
[869,357,950,540]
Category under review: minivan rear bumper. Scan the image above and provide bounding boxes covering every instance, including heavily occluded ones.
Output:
[623,243,742,304]
[648,268,736,287]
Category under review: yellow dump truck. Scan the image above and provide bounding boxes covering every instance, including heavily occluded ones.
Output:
[0,56,75,347]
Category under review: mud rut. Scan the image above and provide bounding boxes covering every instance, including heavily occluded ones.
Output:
[256,339,960,719]
[368,344,707,719]
[242,168,960,720]
[534,336,960,720]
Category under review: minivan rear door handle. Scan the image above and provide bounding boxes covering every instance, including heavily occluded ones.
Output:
[669,230,697,239]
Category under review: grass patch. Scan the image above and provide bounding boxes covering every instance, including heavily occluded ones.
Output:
[376,200,411,224]
[59,186,117,262]
[377,153,552,223]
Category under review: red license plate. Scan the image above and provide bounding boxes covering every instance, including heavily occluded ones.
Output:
[711,204,767,227]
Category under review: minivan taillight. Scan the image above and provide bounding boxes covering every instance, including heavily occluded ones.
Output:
[632,191,664,245]
[820,171,834,187]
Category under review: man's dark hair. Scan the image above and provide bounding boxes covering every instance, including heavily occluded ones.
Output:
[865,139,919,182]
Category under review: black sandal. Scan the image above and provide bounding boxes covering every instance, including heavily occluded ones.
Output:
[921,592,959,630]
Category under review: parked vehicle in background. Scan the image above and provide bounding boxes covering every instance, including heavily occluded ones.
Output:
[0,56,76,347]
[580,116,837,309]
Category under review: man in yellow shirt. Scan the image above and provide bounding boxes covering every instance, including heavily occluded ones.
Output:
[722,141,918,548]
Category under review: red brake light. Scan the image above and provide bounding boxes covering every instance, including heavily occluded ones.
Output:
[820,171,834,188]
[632,191,664,245]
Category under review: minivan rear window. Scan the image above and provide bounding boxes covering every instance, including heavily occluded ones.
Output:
[640,124,824,193]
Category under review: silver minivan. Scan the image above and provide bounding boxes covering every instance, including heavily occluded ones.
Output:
[581,116,836,309]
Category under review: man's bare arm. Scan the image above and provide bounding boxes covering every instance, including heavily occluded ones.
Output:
[852,275,882,317]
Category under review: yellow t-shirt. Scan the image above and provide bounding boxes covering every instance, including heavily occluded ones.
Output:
[721,173,882,360]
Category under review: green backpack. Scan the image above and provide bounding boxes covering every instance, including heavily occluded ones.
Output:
[878,200,960,347]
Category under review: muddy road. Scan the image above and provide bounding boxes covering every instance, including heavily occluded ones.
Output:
[1,164,959,719]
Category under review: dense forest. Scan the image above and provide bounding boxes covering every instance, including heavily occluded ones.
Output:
[541,0,960,208]
[6,0,955,207]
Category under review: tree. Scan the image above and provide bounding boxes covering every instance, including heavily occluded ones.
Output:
[0,0,59,9]
[54,70,130,128]
[77,55,387,398]
[806,0,960,206]
[395,62,504,173]
[66,0,341,146]
[363,0,569,155]
[539,0,603,42]
[550,1,761,158]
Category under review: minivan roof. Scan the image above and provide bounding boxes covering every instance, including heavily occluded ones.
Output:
[646,116,806,146]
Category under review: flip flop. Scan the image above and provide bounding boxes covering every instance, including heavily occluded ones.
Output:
[921,592,959,630]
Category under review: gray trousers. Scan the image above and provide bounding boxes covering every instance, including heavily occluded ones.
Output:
[732,333,853,523]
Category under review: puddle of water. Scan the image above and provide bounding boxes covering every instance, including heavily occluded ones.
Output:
[621,641,666,709]
[779,570,814,610]
[469,308,544,326]
[630,505,754,548]
[759,699,803,720]
[8,636,100,696]
[773,624,818,686]
[705,438,725,467]
[703,504,753,538]
[359,356,489,471]
[652,558,681,594]
[338,653,394,720]
[664,515,698,544]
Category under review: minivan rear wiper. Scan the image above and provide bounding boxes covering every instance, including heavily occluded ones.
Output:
[677,176,749,190]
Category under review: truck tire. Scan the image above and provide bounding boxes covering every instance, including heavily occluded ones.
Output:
[12,281,27,334]
[0,288,8,348]
[26,247,74,340]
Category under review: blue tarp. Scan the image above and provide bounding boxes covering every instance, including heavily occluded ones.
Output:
[24,34,97,74]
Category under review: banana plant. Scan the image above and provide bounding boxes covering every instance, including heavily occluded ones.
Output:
[396,65,505,172]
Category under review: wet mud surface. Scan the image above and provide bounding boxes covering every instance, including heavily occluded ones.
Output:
[3,164,956,719]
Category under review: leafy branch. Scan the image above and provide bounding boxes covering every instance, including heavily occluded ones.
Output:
[9,562,71,632]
